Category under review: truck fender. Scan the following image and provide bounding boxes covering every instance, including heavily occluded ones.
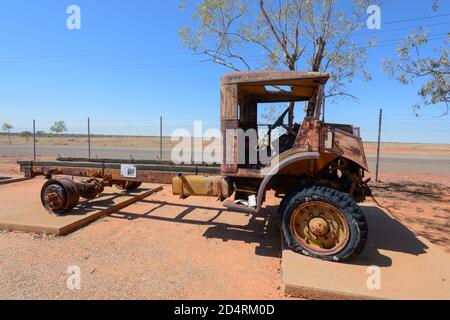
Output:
[256,152,320,211]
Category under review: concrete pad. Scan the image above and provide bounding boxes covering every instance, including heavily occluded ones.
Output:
[283,205,450,300]
[0,174,30,185]
[0,178,162,236]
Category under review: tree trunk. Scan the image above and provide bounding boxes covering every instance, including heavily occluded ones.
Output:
[312,37,326,72]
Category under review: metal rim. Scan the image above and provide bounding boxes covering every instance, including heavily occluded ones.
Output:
[290,201,350,256]
[41,179,79,214]
[41,182,67,214]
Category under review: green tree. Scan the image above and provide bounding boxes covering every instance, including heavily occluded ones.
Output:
[383,2,449,116]
[180,0,375,101]
[20,131,32,142]
[2,123,13,144]
[50,121,68,135]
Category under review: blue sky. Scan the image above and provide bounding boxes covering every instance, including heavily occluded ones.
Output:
[0,0,449,143]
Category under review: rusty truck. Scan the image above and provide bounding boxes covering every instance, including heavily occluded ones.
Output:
[18,71,371,262]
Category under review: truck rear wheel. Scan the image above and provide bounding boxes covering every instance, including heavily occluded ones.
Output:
[279,185,368,262]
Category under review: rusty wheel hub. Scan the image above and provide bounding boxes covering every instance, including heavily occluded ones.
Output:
[290,201,350,255]
[44,188,64,210]
[41,179,80,215]
[308,217,330,237]
[43,187,65,211]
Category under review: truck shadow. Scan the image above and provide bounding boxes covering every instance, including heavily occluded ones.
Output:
[58,193,130,216]
[202,206,281,258]
[57,187,152,216]
[109,198,428,264]
[111,199,281,258]
[371,181,449,203]
[349,206,428,267]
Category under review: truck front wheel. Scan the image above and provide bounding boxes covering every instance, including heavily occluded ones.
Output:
[279,185,368,262]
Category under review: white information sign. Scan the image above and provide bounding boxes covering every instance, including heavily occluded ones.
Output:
[120,164,137,178]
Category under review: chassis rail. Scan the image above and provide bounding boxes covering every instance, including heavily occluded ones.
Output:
[18,159,221,185]
[17,158,256,215]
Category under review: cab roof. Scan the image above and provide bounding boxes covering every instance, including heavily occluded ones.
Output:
[221,70,330,85]
[221,71,329,103]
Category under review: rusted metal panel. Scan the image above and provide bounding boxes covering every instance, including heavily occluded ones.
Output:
[317,153,339,172]
[221,119,239,174]
[221,84,239,120]
[292,118,321,152]
[323,126,369,171]
[256,152,321,210]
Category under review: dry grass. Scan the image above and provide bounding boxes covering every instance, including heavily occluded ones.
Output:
[0,135,178,148]
[364,142,450,156]
[2,135,449,156]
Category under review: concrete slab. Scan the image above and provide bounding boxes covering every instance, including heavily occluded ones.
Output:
[0,177,162,236]
[0,174,22,181]
[0,177,31,185]
[282,205,450,300]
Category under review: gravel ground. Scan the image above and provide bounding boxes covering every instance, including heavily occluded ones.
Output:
[0,187,283,300]
[0,158,448,300]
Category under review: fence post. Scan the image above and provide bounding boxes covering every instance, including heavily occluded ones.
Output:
[88,117,91,159]
[33,119,36,161]
[375,109,383,183]
[160,116,163,160]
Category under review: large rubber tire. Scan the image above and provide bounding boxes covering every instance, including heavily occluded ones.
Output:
[279,185,368,262]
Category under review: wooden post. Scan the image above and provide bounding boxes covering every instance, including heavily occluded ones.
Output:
[375,109,383,183]
[88,117,91,159]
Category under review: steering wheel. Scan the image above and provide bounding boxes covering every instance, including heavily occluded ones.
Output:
[270,107,290,130]
[270,106,297,137]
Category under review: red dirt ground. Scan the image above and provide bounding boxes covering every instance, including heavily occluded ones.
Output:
[0,180,284,300]
[1,156,448,254]
[0,155,448,299]
[366,171,450,254]
[0,157,284,299]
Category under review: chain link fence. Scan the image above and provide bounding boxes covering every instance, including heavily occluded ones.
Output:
[1,112,449,183]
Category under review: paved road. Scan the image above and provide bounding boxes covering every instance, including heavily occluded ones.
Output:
[1,144,449,174]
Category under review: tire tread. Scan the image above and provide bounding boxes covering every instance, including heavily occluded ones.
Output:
[280,185,368,262]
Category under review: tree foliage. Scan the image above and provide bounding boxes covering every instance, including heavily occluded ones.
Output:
[2,123,14,144]
[50,121,68,135]
[2,123,13,132]
[180,0,375,101]
[383,2,449,116]
[20,131,32,141]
